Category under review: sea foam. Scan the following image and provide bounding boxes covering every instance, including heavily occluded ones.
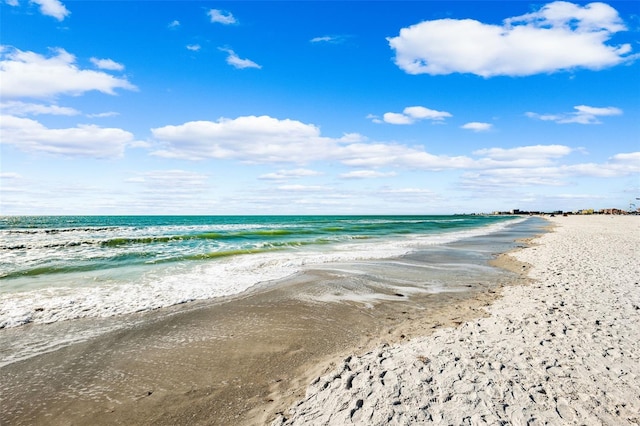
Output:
[0,217,524,329]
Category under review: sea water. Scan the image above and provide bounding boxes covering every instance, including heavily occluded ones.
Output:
[0,215,542,365]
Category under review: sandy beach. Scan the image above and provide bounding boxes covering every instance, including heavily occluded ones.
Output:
[0,217,534,426]
[273,215,640,425]
[2,215,638,425]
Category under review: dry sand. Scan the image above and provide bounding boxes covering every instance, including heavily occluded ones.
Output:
[273,215,640,425]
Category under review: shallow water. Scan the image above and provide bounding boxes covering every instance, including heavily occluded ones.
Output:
[0,215,546,366]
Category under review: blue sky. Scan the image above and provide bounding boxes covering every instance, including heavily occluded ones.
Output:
[1,0,639,215]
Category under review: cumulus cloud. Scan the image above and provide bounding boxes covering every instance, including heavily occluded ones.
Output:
[461,122,492,132]
[526,105,623,124]
[259,168,322,180]
[168,20,180,29]
[0,100,80,116]
[610,152,640,163]
[0,114,135,158]
[31,0,69,21]
[0,47,137,98]
[208,9,236,25]
[218,47,261,69]
[150,115,474,169]
[90,57,125,71]
[150,114,622,176]
[599,151,640,175]
[371,106,452,125]
[388,1,635,77]
[186,44,201,52]
[340,170,397,179]
[151,115,335,162]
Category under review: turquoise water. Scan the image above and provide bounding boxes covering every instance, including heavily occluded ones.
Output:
[0,215,520,328]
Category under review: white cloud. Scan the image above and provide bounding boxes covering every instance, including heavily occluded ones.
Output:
[277,185,331,192]
[151,115,625,177]
[311,36,333,43]
[31,0,69,21]
[0,100,80,116]
[5,0,19,6]
[168,20,180,29]
[0,114,135,158]
[259,168,322,180]
[151,115,334,162]
[596,151,640,175]
[340,170,397,179]
[380,188,435,194]
[218,47,261,70]
[461,150,640,190]
[0,172,22,179]
[474,145,572,167]
[150,115,473,169]
[526,105,623,124]
[388,1,635,77]
[474,145,572,160]
[0,47,137,98]
[377,187,441,204]
[86,111,119,118]
[461,122,492,132]
[382,112,412,125]
[208,9,236,25]
[461,168,569,189]
[374,106,452,125]
[186,44,201,52]
[404,106,451,120]
[90,57,125,71]
[340,145,474,169]
[126,170,209,191]
[504,1,626,33]
[610,152,640,163]
[121,170,212,212]
[365,113,383,124]
[310,35,349,44]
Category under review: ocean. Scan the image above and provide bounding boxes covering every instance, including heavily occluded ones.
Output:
[0,215,542,365]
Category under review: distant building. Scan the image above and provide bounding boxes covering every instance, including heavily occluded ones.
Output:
[600,208,627,215]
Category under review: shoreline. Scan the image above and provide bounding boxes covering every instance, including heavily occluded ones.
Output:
[0,218,543,425]
[274,215,640,425]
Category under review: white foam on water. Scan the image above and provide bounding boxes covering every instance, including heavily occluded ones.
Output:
[0,217,525,330]
[0,217,529,366]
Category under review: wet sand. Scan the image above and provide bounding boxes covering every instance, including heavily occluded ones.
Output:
[0,228,533,425]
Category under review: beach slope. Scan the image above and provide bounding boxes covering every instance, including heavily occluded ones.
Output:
[274,215,640,425]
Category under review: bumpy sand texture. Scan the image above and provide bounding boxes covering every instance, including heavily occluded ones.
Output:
[273,216,640,425]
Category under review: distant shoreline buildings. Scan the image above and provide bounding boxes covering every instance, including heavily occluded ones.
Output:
[489,208,639,216]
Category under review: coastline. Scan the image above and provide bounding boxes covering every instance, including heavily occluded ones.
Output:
[274,215,640,425]
[0,217,541,425]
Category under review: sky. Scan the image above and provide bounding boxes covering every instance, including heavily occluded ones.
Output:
[1,0,639,215]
